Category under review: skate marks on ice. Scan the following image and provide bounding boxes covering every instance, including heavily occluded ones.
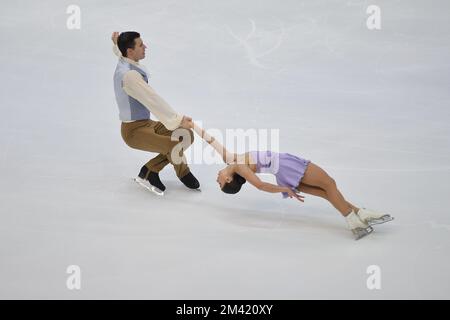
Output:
[223,15,351,70]
[225,19,286,70]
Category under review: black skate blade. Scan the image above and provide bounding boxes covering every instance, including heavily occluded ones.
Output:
[133,177,164,196]
[352,226,373,240]
[367,215,394,226]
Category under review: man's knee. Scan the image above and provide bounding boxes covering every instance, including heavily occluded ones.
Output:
[175,128,194,146]
[167,133,192,154]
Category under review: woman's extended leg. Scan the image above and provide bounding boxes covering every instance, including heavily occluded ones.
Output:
[297,183,360,214]
[300,162,354,216]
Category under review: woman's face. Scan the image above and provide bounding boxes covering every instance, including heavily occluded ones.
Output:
[217,167,233,189]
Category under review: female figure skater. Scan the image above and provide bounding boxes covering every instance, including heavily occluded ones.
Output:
[191,123,393,240]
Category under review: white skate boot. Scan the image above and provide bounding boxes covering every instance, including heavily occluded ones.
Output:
[357,207,394,226]
[346,210,373,240]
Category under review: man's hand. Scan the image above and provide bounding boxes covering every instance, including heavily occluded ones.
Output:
[180,115,193,129]
[111,32,119,45]
[285,188,305,202]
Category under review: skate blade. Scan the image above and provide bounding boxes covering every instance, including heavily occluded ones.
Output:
[352,226,373,240]
[367,215,394,226]
[134,177,164,196]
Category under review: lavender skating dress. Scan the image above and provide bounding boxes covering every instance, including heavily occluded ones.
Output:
[249,151,311,198]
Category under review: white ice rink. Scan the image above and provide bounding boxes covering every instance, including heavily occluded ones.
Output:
[1,0,450,299]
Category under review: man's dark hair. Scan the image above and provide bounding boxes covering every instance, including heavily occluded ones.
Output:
[221,173,246,194]
[117,31,141,57]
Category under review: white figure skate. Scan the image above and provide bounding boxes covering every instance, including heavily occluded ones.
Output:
[357,207,394,226]
[346,211,373,240]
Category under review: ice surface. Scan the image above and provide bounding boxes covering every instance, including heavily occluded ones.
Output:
[1,0,450,299]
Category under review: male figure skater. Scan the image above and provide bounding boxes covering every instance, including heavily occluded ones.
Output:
[111,31,199,194]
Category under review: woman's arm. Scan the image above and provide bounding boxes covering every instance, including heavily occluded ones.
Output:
[192,122,237,164]
[235,165,305,201]
[235,164,284,193]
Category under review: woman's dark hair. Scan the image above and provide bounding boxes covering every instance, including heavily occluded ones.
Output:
[118,31,141,57]
[221,173,246,194]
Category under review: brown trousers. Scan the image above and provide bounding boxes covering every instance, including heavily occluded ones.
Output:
[121,120,194,178]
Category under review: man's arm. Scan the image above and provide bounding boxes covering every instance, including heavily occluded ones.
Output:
[113,44,122,58]
[122,71,184,130]
[111,32,122,57]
